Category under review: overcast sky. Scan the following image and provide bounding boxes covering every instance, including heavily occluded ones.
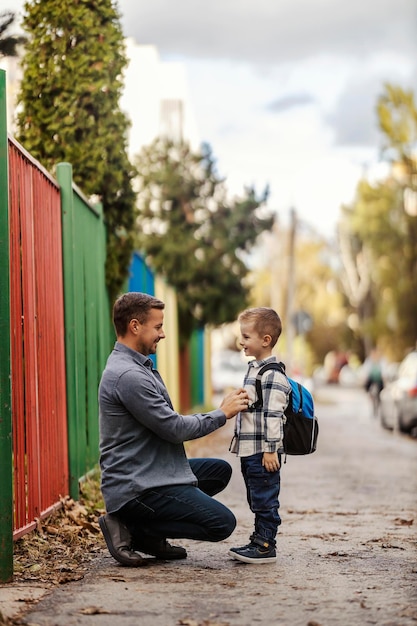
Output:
[117,0,417,238]
[7,0,417,237]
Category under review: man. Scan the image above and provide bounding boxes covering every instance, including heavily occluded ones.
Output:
[98,292,249,566]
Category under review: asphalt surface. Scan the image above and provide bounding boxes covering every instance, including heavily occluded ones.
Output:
[1,384,416,626]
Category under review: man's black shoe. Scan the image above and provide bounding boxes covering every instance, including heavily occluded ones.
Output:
[133,538,187,560]
[99,514,147,567]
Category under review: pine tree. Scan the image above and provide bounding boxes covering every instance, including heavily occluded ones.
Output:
[16,0,136,301]
[134,138,275,344]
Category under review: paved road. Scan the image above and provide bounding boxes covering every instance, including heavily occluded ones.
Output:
[1,384,417,626]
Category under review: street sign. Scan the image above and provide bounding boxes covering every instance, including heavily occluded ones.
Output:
[292,310,313,334]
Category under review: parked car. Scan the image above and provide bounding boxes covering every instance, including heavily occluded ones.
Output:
[211,350,249,394]
[379,351,417,434]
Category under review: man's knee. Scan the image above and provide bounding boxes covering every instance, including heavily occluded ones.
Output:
[190,458,233,496]
[218,459,233,486]
[209,507,236,542]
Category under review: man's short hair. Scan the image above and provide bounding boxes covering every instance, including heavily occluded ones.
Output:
[238,307,282,348]
[113,292,165,337]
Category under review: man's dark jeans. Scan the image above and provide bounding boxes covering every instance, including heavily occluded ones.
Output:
[119,458,236,544]
[241,452,281,544]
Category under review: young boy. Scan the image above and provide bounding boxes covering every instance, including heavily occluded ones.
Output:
[229,307,291,564]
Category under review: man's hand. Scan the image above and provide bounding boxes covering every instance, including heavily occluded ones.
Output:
[262,451,280,472]
[220,388,249,419]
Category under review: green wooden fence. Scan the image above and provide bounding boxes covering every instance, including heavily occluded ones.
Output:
[57,163,113,498]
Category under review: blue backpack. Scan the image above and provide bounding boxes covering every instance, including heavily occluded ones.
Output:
[252,361,318,457]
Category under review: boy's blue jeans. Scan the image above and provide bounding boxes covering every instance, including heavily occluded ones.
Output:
[241,452,281,545]
[119,458,236,544]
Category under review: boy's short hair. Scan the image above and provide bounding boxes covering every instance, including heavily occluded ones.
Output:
[113,292,165,337]
[238,307,282,348]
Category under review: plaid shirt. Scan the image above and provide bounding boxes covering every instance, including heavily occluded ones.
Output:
[230,357,291,457]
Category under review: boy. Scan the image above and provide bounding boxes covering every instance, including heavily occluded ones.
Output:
[229,307,291,564]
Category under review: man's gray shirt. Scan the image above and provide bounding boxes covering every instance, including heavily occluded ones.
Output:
[99,342,227,513]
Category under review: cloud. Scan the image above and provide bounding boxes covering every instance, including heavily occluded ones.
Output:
[118,0,417,66]
[327,52,416,147]
[117,0,417,159]
[329,88,380,147]
[267,93,315,113]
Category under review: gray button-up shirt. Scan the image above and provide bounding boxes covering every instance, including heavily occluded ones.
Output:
[99,342,227,513]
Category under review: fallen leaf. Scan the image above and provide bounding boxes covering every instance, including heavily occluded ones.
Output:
[79,606,111,615]
[393,517,414,526]
[28,564,42,572]
[399,607,417,619]
[78,520,100,533]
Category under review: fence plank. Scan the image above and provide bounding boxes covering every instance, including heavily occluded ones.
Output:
[0,69,13,582]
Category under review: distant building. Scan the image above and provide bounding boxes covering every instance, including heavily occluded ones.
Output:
[1,37,200,155]
[121,38,200,157]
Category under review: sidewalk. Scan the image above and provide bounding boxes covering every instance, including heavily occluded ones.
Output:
[1,385,416,626]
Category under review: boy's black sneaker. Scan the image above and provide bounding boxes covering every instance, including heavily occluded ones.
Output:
[228,537,276,564]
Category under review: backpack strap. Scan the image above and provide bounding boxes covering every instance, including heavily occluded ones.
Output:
[250,361,286,410]
[294,381,303,413]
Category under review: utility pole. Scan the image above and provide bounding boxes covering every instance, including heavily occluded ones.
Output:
[269,220,282,315]
[285,208,297,373]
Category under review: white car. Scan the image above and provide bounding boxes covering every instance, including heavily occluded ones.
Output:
[379,351,417,434]
[211,350,249,393]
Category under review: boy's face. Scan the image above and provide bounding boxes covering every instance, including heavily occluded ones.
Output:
[239,321,271,361]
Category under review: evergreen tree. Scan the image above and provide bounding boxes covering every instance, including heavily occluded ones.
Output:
[16,0,136,301]
[134,138,274,344]
[0,11,26,57]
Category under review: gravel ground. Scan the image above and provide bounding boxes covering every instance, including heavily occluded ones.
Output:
[1,384,416,626]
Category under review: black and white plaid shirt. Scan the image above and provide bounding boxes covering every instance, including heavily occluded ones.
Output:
[230,357,290,457]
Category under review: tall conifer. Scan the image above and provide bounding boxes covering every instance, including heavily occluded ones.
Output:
[135,139,274,344]
[16,0,136,300]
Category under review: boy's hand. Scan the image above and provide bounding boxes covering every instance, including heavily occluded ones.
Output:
[220,388,249,419]
[262,451,280,472]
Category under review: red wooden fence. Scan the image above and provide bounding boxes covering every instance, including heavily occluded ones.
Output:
[8,137,69,539]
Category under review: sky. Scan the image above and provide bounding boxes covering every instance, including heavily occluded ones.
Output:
[6,0,417,238]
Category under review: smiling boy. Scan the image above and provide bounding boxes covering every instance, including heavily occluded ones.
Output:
[229,307,291,563]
